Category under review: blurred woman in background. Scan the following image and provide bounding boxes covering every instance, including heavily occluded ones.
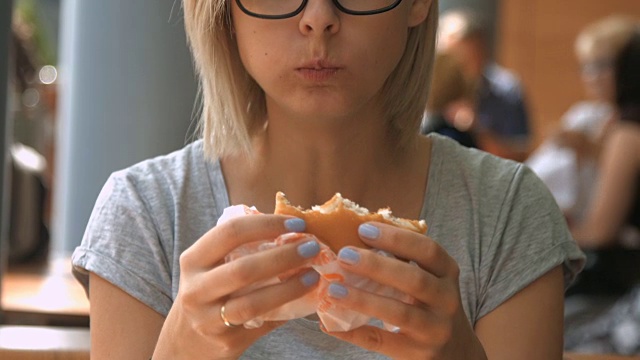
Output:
[527,15,638,226]
[571,28,640,250]
[565,30,640,356]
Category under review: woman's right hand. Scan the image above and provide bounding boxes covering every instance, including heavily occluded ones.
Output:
[153,215,321,359]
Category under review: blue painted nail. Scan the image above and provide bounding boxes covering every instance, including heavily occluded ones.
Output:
[285,218,306,232]
[297,240,320,259]
[338,248,360,265]
[300,271,320,287]
[358,223,380,240]
[328,283,349,299]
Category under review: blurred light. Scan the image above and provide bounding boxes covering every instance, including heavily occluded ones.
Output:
[22,88,40,108]
[0,326,90,351]
[11,143,47,173]
[438,13,467,51]
[39,65,58,85]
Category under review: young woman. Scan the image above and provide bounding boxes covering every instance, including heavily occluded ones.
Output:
[565,31,640,354]
[72,0,584,358]
[527,15,638,226]
[572,30,640,249]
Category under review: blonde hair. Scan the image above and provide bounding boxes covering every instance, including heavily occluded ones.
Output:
[183,0,438,159]
[575,15,638,61]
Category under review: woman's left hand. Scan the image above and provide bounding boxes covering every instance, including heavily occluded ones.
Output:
[322,222,488,360]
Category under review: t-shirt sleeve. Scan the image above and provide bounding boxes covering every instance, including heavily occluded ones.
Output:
[71,171,174,316]
[476,164,585,320]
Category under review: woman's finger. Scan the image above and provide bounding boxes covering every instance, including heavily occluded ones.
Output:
[182,214,307,269]
[193,237,322,298]
[221,270,320,327]
[336,247,456,308]
[357,222,459,278]
[323,282,450,345]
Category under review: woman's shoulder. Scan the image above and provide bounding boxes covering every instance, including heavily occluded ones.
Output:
[107,140,214,195]
[101,140,216,217]
[89,139,222,245]
[607,122,640,159]
[429,133,526,185]
[614,120,640,134]
[608,121,640,146]
[119,140,207,180]
[428,133,552,219]
[425,134,584,323]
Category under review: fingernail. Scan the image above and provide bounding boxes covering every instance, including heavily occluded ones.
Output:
[338,247,360,265]
[297,240,320,258]
[328,283,349,299]
[285,218,306,232]
[300,271,320,287]
[358,223,380,240]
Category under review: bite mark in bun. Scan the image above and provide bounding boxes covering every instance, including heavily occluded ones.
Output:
[274,192,427,252]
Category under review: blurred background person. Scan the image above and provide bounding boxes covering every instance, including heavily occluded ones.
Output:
[434,7,532,162]
[527,15,638,227]
[564,29,640,356]
[6,4,56,264]
[572,27,640,251]
[420,51,477,149]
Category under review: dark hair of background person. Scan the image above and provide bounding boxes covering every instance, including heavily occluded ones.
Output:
[615,29,640,123]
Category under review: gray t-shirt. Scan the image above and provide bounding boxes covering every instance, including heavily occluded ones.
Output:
[72,133,585,359]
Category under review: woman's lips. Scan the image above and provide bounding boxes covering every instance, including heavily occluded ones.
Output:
[296,59,342,82]
[296,67,340,82]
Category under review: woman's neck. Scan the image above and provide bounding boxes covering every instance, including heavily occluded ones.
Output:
[221,114,431,217]
[270,119,403,200]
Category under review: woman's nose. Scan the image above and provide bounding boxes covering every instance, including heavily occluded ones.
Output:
[299,0,341,35]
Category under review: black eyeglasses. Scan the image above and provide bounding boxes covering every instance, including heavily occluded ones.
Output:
[236,0,403,19]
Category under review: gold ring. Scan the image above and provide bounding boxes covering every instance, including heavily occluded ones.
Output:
[220,304,239,328]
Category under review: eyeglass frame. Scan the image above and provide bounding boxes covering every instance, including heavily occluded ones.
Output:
[235,0,404,20]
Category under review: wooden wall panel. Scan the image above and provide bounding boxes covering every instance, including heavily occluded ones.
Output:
[497,0,640,147]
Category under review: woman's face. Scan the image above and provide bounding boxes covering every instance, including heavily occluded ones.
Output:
[578,48,616,102]
[231,0,429,121]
